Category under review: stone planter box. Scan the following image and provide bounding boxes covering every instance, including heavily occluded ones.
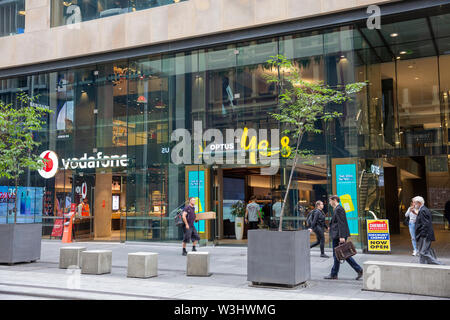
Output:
[247,229,310,287]
[0,224,42,264]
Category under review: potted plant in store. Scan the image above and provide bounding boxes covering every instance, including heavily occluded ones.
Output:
[247,55,366,287]
[0,92,52,264]
[230,201,246,241]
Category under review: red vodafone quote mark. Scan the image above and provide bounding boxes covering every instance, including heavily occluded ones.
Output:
[43,151,54,172]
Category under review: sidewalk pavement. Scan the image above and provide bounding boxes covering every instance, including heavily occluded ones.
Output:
[0,240,448,300]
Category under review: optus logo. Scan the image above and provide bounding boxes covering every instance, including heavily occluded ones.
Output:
[38,150,59,179]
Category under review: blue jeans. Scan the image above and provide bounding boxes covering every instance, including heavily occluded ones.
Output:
[331,238,362,277]
[408,222,417,252]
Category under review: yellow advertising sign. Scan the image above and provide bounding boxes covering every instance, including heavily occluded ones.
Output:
[367,219,391,252]
[340,194,355,212]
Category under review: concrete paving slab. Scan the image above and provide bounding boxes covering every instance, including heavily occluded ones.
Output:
[0,240,447,300]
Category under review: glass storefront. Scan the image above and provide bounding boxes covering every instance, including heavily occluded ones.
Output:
[0,0,25,37]
[50,0,188,27]
[1,8,449,249]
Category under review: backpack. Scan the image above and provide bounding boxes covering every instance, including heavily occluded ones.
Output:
[174,208,184,227]
[306,210,315,228]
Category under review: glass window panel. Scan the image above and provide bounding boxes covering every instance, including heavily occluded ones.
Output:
[397,56,443,150]
[50,0,188,27]
[430,13,450,39]
[380,18,432,45]
[0,0,25,37]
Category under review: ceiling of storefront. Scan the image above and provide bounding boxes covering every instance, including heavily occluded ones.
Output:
[357,12,450,64]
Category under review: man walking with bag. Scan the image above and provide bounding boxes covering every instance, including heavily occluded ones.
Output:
[413,196,443,265]
[324,195,363,280]
[308,200,329,258]
[181,197,201,256]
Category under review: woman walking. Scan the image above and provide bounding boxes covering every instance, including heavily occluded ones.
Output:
[405,200,418,256]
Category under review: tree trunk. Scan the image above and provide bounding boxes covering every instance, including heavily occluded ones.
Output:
[278,133,304,232]
[14,177,18,224]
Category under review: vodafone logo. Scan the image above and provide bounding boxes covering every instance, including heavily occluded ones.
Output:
[81,182,87,199]
[38,150,58,179]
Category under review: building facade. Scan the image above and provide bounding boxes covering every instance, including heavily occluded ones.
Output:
[0,0,449,249]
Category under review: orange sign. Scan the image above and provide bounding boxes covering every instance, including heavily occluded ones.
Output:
[62,204,76,243]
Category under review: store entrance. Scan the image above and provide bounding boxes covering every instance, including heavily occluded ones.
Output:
[52,169,126,242]
[213,160,330,245]
[383,156,450,256]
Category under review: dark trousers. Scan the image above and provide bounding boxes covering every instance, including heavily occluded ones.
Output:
[331,238,362,277]
[417,237,442,265]
[248,221,259,230]
[310,227,325,254]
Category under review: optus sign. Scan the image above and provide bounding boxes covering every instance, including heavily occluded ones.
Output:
[38,150,59,179]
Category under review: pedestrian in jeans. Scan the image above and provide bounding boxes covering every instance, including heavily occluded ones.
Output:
[405,200,418,256]
[413,196,443,265]
[308,200,329,258]
[324,195,363,280]
[181,197,200,256]
[245,196,262,230]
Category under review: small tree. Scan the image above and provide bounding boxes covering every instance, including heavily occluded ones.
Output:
[266,55,366,231]
[0,92,52,223]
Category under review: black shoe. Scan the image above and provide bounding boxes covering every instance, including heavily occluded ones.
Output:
[192,246,197,252]
[320,254,330,258]
[182,249,187,256]
[355,270,363,280]
[324,274,338,280]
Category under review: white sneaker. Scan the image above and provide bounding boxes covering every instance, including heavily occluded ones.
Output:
[412,250,417,256]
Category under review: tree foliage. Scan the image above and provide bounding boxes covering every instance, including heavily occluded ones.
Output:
[265,55,367,231]
[0,92,52,222]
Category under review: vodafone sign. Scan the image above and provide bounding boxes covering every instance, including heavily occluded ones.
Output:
[38,150,59,179]
[81,182,87,199]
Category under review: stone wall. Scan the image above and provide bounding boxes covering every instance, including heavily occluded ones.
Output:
[0,0,397,70]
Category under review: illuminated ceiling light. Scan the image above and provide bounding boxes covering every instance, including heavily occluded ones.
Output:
[18,10,26,15]
[137,95,147,104]
[400,51,407,55]
[396,56,401,60]
[390,33,399,37]
[63,1,72,7]
[173,0,181,2]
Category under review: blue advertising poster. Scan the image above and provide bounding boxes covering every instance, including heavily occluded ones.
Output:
[0,187,44,223]
[335,164,359,235]
[188,171,206,233]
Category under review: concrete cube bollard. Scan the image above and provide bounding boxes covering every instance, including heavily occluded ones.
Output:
[127,252,158,278]
[80,250,112,275]
[187,252,211,276]
[59,247,86,269]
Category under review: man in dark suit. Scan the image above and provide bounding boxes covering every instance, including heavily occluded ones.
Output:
[413,196,443,265]
[308,200,329,258]
[324,195,363,280]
